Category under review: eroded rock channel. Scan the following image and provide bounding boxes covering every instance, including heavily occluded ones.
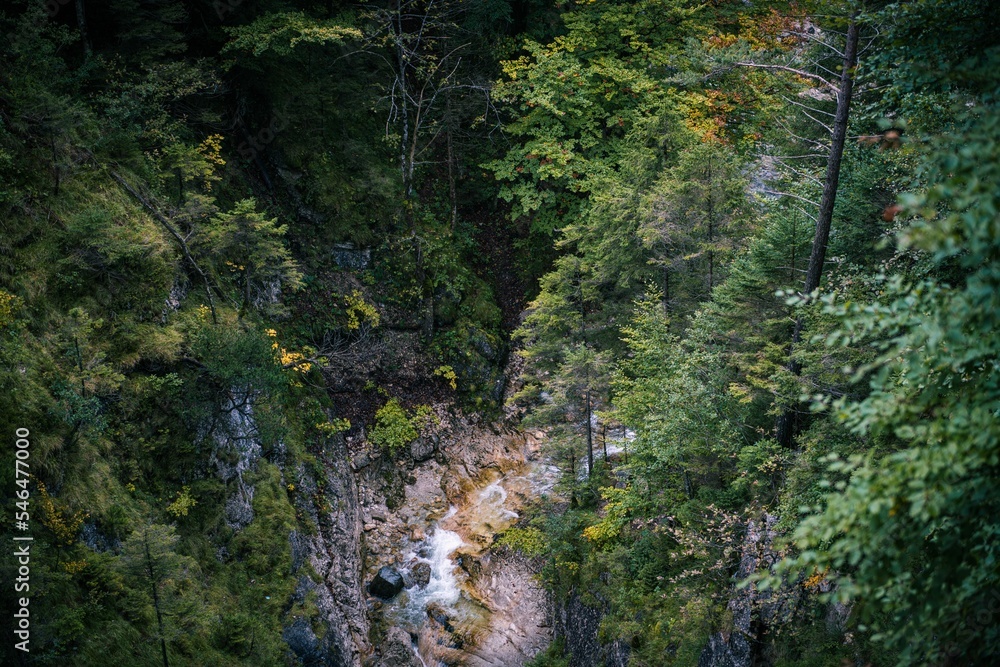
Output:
[353,417,555,667]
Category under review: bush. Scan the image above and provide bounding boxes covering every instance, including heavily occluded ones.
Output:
[526,638,569,667]
[497,527,547,557]
[369,398,418,454]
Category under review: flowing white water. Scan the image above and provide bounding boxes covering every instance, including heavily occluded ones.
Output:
[388,508,465,629]
[412,643,430,667]
[413,527,465,608]
[476,481,519,522]
[383,471,550,665]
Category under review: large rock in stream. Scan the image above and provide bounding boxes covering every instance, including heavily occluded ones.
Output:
[410,562,431,588]
[369,566,405,599]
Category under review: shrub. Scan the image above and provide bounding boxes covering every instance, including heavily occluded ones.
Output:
[369,398,418,454]
[497,527,547,557]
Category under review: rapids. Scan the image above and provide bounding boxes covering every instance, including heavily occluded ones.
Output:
[380,462,553,666]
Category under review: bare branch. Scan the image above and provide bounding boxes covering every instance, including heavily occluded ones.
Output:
[733,62,840,93]
[784,30,845,57]
[774,118,832,152]
[781,95,836,118]
[762,189,821,208]
[771,157,824,187]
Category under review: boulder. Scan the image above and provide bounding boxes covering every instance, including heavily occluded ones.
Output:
[410,437,436,462]
[351,452,370,471]
[369,566,405,599]
[377,627,422,667]
[411,562,432,588]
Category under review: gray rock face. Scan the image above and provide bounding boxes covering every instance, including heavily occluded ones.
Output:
[376,627,422,667]
[80,522,119,553]
[410,437,436,462]
[210,389,263,532]
[161,279,186,321]
[331,243,372,270]
[699,632,751,667]
[462,548,554,665]
[283,618,323,665]
[369,566,405,599]
[698,514,778,667]
[287,431,371,666]
[350,452,370,471]
[289,530,308,573]
[554,593,629,667]
[224,485,255,530]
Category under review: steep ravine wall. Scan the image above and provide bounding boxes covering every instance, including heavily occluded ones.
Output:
[696,515,778,667]
[554,594,630,667]
[549,515,786,667]
[202,390,368,666]
[272,409,554,666]
[285,431,372,667]
[222,386,784,667]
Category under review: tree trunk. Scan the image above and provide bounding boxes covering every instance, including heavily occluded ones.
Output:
[586,389,593,477]
[662,264,671,318]
[801,19,860,298]
[105,166,220,323]
[706,156,715,294]
[447,94,457,233]
[75,0,92,57]
[790,213,797,284]
[776,16,860,448]
[568,449,576,506]
[51,134,60,197]
[144,532,169,667]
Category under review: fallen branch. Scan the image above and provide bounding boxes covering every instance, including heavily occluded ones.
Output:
[104,167,221,324]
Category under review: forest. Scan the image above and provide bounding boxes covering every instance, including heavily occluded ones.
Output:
[0,0,998,666]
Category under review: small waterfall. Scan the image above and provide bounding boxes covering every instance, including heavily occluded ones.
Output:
[412,526,465,609]
[382,471,551,665]
[389,508,466,629]
[478,481,519,521]
[412,643,430,667]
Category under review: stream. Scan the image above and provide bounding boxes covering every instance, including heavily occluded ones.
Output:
[380,460,555,667]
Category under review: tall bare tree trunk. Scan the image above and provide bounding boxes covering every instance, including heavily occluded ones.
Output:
[144,531,170,667]
[586,388,593,477]
[447,94,457,233]
[776,17,860,448]
[75,0,92,57]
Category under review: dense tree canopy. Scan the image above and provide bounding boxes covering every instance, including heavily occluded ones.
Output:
[1,1,997,666]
